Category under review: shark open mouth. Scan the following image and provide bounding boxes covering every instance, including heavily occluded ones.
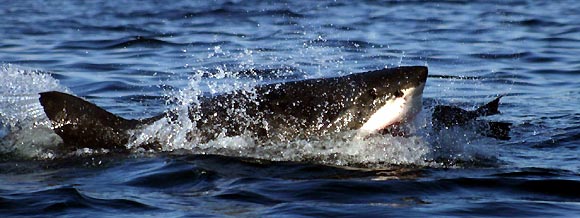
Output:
[359,82,426,137]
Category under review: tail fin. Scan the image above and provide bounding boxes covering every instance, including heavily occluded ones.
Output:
[39,91,140,151]
[475,96,502,116]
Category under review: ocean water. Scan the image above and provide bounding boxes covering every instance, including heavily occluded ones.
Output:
[1,0,579,217]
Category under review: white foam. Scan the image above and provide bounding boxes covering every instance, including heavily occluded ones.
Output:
[416,105,500,167]
[0,64,69,158]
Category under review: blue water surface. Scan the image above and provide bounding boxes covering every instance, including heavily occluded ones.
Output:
[1,0,579,217]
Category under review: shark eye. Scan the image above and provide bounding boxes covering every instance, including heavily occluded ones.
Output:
[394,90,404,98]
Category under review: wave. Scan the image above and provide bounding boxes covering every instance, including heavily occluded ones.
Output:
[0,186,157,216]
[469,52,531,60]
[56,36,185,50]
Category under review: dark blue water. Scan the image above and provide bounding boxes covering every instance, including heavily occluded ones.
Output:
[1,0,579,217]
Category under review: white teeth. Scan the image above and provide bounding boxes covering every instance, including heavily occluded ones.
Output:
[358,83,425,135]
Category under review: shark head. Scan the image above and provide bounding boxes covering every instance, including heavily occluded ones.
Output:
[348,66,427,135]
[242,66,429,138]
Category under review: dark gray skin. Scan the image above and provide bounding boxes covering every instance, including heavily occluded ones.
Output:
[39,66,428,151]
[432,96,511,140]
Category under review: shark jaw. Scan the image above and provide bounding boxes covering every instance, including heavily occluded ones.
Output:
[358,82,425,136]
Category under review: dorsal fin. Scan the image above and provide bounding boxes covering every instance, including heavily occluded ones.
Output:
[39,91,141,151]
[475,96,502,116]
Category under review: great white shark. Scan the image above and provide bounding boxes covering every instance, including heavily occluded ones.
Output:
[37,66,509,152]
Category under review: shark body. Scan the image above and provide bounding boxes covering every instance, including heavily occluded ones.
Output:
[39,66,429,151]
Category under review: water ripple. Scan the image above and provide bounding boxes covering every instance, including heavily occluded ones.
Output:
[0,186,157,216]
[469,52,531,60]
[57,36,184,50]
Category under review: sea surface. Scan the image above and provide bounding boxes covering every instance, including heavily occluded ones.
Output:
[1,0,579,217]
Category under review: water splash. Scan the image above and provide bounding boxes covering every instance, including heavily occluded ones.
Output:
[0,64,69,158]
[126,64,433,167]
[125,44,500,168]
[127,65,263,151]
